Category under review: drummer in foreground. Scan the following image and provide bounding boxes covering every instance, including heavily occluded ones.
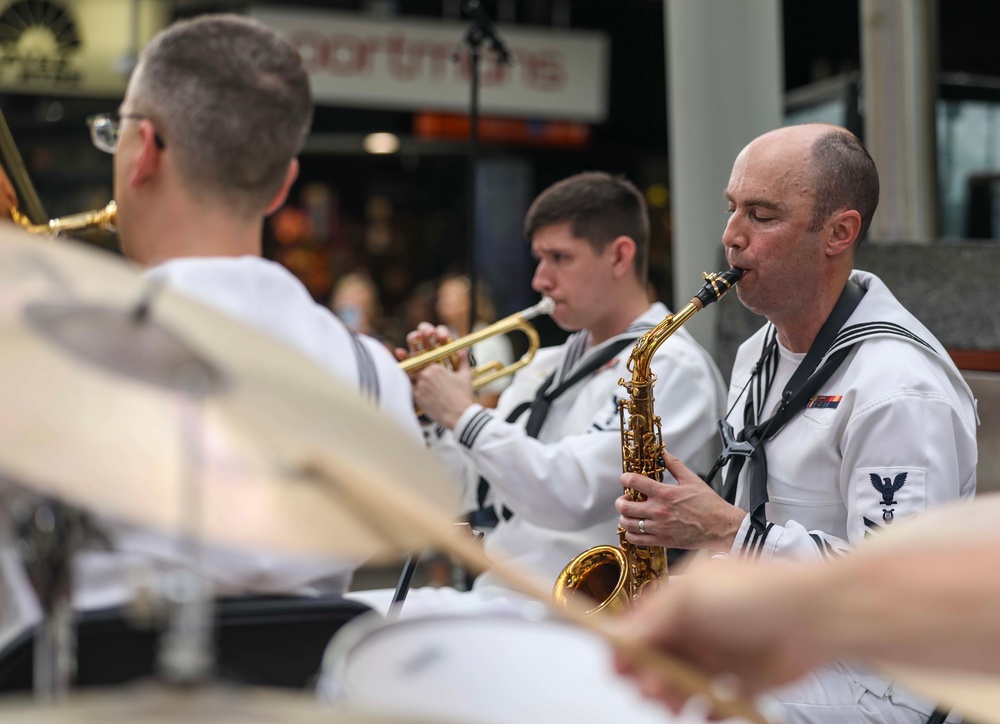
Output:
[615,502,1000,713]
[0,13,418,657]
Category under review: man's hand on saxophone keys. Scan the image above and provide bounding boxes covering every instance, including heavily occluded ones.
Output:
[614,450,745,553]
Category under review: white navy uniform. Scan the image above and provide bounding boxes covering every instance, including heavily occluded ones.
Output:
[432,301,725,593]
[0,256,420,654]
[723,270,978,723]
[145,256,420,432]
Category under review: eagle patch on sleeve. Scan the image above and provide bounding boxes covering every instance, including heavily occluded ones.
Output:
[856,467,925,526]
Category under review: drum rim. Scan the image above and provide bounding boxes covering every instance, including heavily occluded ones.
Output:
[317,608,578,703]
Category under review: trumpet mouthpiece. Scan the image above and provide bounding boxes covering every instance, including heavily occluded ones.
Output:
[524,297,556,320]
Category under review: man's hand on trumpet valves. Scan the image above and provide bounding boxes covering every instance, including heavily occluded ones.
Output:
[614,450,745,553]
[396,321,476,430]
[394,321,452,384]
[395,322,452,366]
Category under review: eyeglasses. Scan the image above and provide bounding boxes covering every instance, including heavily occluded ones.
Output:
[87,113,166,154]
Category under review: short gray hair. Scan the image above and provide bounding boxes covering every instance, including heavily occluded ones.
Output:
[806,129,880,244]
[133,14,313,214]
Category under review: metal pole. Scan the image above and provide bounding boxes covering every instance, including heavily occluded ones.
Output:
[458,0,511,334]
[467,40,480,333]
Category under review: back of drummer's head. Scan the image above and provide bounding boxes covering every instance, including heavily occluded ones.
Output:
[131,14,313,215]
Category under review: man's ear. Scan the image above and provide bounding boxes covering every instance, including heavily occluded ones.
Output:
[265,158,299,216]
[609,235,637,279]
[826,209,862,257]
[128,120,162,187]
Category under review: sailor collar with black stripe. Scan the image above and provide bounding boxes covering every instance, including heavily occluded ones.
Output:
[827,271,972,411]
[746,270,974,413]
[552,301,669,386]
[828,270,947,359]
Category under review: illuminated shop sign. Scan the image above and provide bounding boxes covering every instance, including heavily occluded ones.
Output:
[0,0,168,96]
[252,8,609,122]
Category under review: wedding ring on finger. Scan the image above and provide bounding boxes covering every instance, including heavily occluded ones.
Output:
[638,518,645,534]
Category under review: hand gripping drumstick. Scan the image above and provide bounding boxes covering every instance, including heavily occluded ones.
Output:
[302,454,769,724]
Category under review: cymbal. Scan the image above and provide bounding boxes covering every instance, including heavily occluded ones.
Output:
[0,684,436,723]
[0,224,458,560]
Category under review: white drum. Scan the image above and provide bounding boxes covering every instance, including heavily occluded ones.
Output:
[320,612,735,724]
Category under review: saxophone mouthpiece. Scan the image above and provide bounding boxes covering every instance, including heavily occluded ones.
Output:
[722,267,745,284]
[695,267,744,308]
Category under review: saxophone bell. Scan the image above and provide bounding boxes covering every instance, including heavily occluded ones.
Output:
[555,545,631,615]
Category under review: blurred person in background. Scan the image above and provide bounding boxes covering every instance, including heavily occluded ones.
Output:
[435,273,514,409]
[330,269,385,340]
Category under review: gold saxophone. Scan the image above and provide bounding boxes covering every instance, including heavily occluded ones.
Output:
[552,268,743,615]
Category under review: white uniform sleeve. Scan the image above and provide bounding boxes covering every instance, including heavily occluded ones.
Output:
[423,422,482,515]
[447,344,722,532]
[730,390,977,564]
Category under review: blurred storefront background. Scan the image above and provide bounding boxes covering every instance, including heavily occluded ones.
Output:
[3,0,999,354]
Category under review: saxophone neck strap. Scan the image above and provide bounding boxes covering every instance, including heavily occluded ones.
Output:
[714,279,867,520]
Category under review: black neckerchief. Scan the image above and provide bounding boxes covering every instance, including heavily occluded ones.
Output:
[509,334,638,438]
[477,333,639,521]
[708,280,866,528]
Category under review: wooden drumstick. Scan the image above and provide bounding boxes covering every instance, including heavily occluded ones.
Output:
[304,453,768,724]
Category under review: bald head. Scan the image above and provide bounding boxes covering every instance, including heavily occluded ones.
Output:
[743,124,879,246]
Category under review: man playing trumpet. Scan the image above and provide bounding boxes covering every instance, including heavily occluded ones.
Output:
[382,171,725,614]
